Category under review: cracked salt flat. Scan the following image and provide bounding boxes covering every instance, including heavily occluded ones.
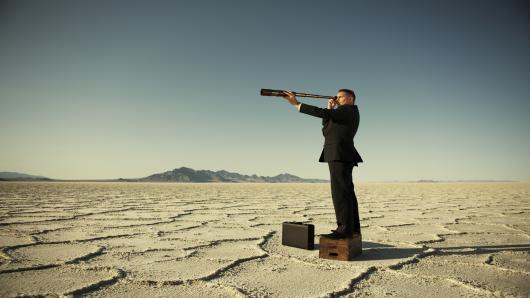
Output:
[0,264,123,297]
[1,243,104,272]
[86,280,244,297]
[345,268,486,298]
[396,253,530,297]
[0,181,529,297]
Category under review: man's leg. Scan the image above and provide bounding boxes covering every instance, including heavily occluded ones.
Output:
[328,161,342,229]
[351,178,361,234]
[328,161,356,234]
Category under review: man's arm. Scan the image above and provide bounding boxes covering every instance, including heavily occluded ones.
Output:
[298,103,351,122]
[282,90,346,122]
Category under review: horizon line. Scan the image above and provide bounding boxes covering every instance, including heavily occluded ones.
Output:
[0,169,525,183]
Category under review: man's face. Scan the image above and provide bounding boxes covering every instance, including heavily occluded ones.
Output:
[335,91,353,106]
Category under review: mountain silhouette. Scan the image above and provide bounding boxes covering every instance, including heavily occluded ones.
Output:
[0,168,328,183]
[0,172,51,181]
[130,166,328,183]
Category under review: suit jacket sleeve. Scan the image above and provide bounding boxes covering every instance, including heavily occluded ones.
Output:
[298,103,350,122]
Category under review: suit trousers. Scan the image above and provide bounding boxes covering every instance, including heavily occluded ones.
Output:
[327,161,361,234]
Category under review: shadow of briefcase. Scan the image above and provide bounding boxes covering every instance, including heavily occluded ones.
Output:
[281,221,315,250]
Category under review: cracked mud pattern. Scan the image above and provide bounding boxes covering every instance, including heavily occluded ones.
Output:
[0,182,529,297]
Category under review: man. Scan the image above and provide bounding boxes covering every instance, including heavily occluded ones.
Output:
[282,89,363,239]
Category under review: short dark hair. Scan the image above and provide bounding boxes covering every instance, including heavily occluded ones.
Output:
[338,88,356,101]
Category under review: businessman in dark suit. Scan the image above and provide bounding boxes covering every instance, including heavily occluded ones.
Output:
[282,89,363,239]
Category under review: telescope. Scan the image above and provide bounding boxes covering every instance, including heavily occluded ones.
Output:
[260,89,337,100]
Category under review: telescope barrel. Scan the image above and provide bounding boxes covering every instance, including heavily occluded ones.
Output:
[260,89,336,100]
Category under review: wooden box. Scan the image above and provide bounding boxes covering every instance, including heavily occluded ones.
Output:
[319,234,362,261]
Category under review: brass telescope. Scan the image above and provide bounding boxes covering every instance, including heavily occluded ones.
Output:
[260,89,337,100]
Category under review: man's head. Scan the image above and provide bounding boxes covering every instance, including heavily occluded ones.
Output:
[335,88,355,106]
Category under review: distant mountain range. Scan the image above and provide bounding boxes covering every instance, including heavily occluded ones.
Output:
[0,168,328,183]
[1,170,520,183]
[123,167,328,183]
[0,172,52,181]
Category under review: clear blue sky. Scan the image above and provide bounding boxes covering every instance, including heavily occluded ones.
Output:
[1,0,529,181]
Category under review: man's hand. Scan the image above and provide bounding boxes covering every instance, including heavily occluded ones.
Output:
[281,90,300,106]
[327,98,338,109]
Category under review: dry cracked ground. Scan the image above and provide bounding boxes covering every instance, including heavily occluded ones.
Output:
[0,182,529,297]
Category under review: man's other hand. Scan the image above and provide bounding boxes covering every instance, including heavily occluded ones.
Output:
[282,90,300,106]
[327,98,338,109]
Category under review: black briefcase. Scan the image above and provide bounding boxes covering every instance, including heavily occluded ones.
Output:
[281,221,314,250]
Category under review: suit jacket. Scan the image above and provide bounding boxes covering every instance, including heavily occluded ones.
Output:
[299,103,363,164]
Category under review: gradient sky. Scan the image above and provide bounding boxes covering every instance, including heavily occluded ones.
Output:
[1,0,529,181]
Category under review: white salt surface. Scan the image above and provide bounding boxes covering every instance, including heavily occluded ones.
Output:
[0,182,529,297]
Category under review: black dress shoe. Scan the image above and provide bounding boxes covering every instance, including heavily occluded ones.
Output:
[322,231,350,239]
[325,230,363,239]
[321,231,340,238]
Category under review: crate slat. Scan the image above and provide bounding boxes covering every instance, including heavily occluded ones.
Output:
[319,234,362,261]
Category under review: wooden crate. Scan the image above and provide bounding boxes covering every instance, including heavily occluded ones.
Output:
[319,234,362,261]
